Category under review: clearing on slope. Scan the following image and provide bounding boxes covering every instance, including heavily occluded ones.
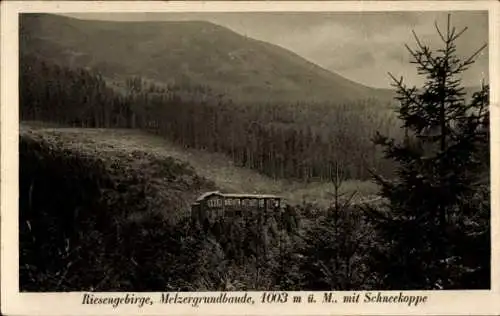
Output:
[21,122,378,209]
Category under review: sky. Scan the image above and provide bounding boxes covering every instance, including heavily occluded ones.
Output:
[63,11,489,89]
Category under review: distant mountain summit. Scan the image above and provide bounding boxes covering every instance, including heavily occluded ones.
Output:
[20,13,395,104]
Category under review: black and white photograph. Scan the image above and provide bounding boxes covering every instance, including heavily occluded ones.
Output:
[12,3,493,297]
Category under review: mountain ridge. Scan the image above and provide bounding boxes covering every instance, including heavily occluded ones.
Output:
[20,13,396,104]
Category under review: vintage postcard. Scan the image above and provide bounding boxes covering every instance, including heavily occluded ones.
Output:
[1,1,499,315]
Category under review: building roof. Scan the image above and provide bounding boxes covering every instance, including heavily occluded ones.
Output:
[223,193,282,199]
[195,191,222,202]
[195,191,282,202]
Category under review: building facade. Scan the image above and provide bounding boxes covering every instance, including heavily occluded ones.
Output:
[191,191,283,224]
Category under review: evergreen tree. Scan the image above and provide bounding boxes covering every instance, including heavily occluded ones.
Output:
[366,15,490,289]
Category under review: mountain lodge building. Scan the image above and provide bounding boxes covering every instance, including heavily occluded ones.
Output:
[191,191,283,223]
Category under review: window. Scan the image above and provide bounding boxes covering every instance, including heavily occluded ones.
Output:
[266,200,272,208]
[207,198,222,208]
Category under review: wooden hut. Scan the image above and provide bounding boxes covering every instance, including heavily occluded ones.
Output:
[191,191,283,224]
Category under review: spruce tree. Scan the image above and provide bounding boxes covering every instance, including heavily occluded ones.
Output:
[367,14,490,289]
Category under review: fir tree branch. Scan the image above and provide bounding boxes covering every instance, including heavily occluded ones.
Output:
[435,21,446,43]
[451,26,468,42]
[458,43,487,72]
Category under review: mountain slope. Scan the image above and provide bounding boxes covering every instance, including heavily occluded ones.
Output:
[21,122,379,208]
[20,13,394,104]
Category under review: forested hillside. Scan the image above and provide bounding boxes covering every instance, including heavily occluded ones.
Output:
[20,55,399,181]
[19,13,395,104]
[19,124,379,291]
[20,56,398,181]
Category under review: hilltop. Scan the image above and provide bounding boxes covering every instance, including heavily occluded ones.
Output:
[20,13,395,104]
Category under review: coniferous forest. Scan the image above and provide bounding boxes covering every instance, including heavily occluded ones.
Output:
[19,13,490,291]
[20,53,397,181]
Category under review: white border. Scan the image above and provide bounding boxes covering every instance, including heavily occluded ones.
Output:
[1,1,499,316]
